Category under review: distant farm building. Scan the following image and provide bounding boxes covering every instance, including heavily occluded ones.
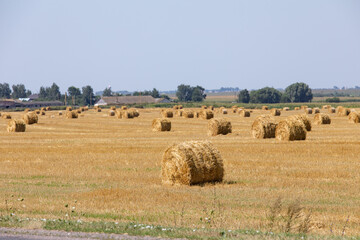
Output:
[95,96,171,106]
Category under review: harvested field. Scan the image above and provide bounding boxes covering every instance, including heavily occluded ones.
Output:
[0,108,360,236]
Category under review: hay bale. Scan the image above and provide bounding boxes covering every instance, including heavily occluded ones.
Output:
[183,110,194,118]
[176,110,183,117]
[328,107,336,113]
[283,107,289,111]
[208,118,232,136]
[84,106,89,111]
[96,108,102,112]
[301,105,308,110]
[262,106,268,110]
[337,106,350,116]
[313,107,320,114]
[201,105,207,109]
[121,110,134,119]
[23,112,38,124]
[75,109,82,114]
[348,112,360,123]
[66,111,78,119]
[173,105,179,110]
[45,106,51,111]
[161,109,173,118]
[66,106,72,111]
[121,106,127,110]
[322,105,331,110]
[222,109,228,114]
[199,110,214,120]
[161,140,224,185]
[2,114,11,119]
[58,111,63,116]
[41,107,46,111]
[239,109,250,117]
[314,113,331,125]
[178,105,183,109]
[128,108,139,117]
[251,115,278,139]
[108,110,115,116]
[294,107,300,110]
[275,118,307,141]
[208,106,214,110]
[24,108,30,113]
[152,118,171,131]
[7,119,26,132]
[288,114,312,131]
[270,108,281,116]
[304,108,312,114]
[110,106,116,110]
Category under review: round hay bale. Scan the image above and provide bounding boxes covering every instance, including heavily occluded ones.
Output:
[283,107,290,111]
[152,118,171,131]
[183,110,194,118]
[110,106,116,110]
[45,106,51,111]
[208,118,232,136]
[251,115,278,139]
[2,114,11,119]
[161,140,224,185]
[328,107,336,113]
[288,114,312,131]
[348,112,360,123]
[76,109,82,114]
[294,107,300,110]
[262,106,268,110]
[24,108,30,113]
[23,112,38,124]
[40,110,46,115]
[173,105,179,110]
[208,106,214,110]
[84,106,89,111]
[337,106,350,116]
[58,111,63,116]
[304,108,312,114]
[313,107,320,114]
[270,108,281,116]
[314,113,331,125]
[222,109,228,114]
[121,110,134,119]
[161,109,173,118]
[66,111,78,119]
[41,107,46,111]
[108,110,115,116]
[7,119,26,132]
[66,106,72,111]
[239,109,250,117]
[201,105,207,109]
[96,108,102,112]
[121,106,127,110]
[128,108,139,117]
[322,105,331,110]
[301,105,308,110]
[178,105,183,109]
[275,118,307,141]
[199,110,214,120]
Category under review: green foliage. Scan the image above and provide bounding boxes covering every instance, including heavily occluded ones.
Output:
[67,86,81,97]
[0,83,12,98]
[249,87,282,103]
[237,89,250,103]
[176,84,206,102]
[81,85,95,105]
[38,83,61,101]
[326,97,340,103]
[102,87,112,96]
[151,88,160,98]
[11,84,28,99]
[285,82,313,102]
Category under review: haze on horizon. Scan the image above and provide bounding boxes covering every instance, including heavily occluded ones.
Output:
[0,0,359,93]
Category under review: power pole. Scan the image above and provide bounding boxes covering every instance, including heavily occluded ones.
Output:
[65,92,67,105]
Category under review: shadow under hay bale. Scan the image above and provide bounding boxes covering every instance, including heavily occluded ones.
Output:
[161,140,224,185]
[239,109,250,117]
[270,108,281,116]
[161,109,173,118]
[23,112,38,124]
[288,114,311,131]
[208,118,232,136]
[251,115,278,139]
[314,113,331,125]
[108,110,115,116]
[7,119,26,132]
[66,111,78,119]
[199,110,214,120]
[275,118,307,141]
[152,118,171,131]
[348,112,360,123]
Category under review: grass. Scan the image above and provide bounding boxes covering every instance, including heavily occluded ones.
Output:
[0,107,360,238]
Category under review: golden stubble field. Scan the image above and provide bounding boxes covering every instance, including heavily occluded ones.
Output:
[0,108,360,235]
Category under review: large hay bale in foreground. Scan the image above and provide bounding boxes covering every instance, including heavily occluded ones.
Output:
[2,114,11,119]
[23,112,38,124]
[288,114,311,131]
[314,113,331,125]
[239,109,250,117]
[275,118,306,141]
[208,118,232,136]
[161,141,224,185]
[337,106,350,116]
[161,109,173,118]
[183,110,194,118]
[152,118,171,131]
[66,111,78,119]
[7,119,26,132]
[251,115,278,139]
[270,108,281,116]
[199,110,214,120]
[108,110,115,116]
[348,112,360,123]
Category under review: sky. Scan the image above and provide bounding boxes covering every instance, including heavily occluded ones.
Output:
[0,0,359,93]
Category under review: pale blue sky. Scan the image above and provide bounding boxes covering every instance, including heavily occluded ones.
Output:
[0,0,359,93]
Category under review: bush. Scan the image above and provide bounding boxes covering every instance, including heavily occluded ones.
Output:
[326,97,340,103]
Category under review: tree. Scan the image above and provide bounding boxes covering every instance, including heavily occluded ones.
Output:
[48,83,61,100]
[176,84,193,101]
[12,84,27,98]
[284,82,313,102]
[67,86,81,98]
[39,86,47,99]
[191,86,206,102]
[151,88,160,98]
[82,85,95,105]
[26,90,32,97]
[103,87,112,96]
[250,87,282,103]
[237,89,250,103]
[160,94,170,100]
[0,83,12,98]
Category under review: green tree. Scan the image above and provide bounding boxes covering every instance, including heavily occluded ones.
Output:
[191,85,206,102]
[26,90,32,97]
[284,82,313,102]
[81,85,95,105]
[0,83,12,98]
[250,87,282,103]
[67,86,81,98]
[49,83,61,100]
[39,86,47,99]
[237,89,250,103]
[12,84,27,98]
[102,87,112,96]
[151,88,160,98]
[176,84,193,101]
[160,94,170,100]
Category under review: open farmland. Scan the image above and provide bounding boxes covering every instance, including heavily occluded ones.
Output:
[0,107,360,237]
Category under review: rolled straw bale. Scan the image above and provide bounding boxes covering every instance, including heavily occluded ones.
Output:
[66,106,72,111]
[23,112,38,124]
[121,106,127,110]
[110,106,116,110]
[195,111,200,118]
[201,105,207,109]
[84,106,89,111]
[96,108,102,112]
[262,106,268,110]
[313,107,320,114]
[222,109,228,114]
[208,106,214,110]
[178,105,183,109]
[108,110,115,116]
[7,119,26,132]
[2,114,11,119]
[232,108,238,113]
[337,106,350,116]
[239,109,250,117]
[275,118,306,141]
[208,118,232,136]
[283,107,290,111]
[34,109,40,114]
[322,105,331,110]
[121,110,134,119]
[294,107,300,110]
[288,114,312,131]
[40,110,46,115]
[24,108,30,113]
[58,111,63,116]
[173,105,179,110]
[183,110,194,118]
[66,111,78,119]
[301,105,308,110]
[152,118,171,131]
[41,107,46,111]
[348,112,360,123]
[270,108,281,116]
[128,108,139,117]
[304,108,312,114]
[161,109,173,118]
[161,140,224,185]
[314,113,331,125]
[251,115,278,139]
[199,110,214,120]
[79,107,85,112]
[328,107,336,113]
[115,110,122,118]
[45,106,51,111]
[76,109,82,114]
